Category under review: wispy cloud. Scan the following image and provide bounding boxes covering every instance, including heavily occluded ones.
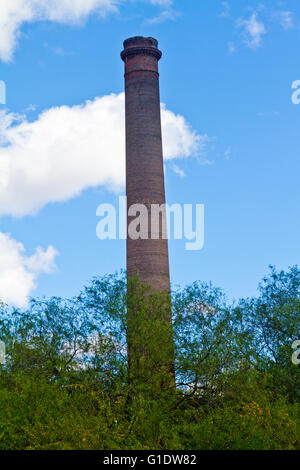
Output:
[227,41,236,54]
[24,104,37,113]
[44,43,74,56]
[275,11,294,30]
[237,13,266,49]
[146,8,178,24]
[223,6,298,53]
[149,0,173,6]
[171,164,185,178]
[146,0,178,24]
[220,1,230,19]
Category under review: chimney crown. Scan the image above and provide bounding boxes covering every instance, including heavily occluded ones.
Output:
[121,36,162,62]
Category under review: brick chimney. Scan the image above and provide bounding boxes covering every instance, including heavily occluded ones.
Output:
[121,36,170,292]
[121,37,175,387]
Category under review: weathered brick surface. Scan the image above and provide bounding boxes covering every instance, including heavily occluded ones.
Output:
[121,36,170,293]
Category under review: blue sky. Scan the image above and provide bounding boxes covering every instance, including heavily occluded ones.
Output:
[0,0,299,307]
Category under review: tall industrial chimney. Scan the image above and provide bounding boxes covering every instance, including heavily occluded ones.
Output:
[121,36,170,291]
[121,37,174,387]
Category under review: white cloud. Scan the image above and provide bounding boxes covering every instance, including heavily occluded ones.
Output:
[0,0,120,62]
[0,0,177,62]
[0,232,58,307]
[237,13,266,49]
[161,103,207,159]
[0,0,179,61]
[0,93,206,217]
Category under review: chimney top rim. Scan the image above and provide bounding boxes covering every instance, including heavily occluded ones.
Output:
[123,36,159,49]
[121,36,162,62]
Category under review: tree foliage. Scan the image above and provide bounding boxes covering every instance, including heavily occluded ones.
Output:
[0,266,299,450]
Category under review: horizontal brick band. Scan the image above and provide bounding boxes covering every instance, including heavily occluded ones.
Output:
[121,46,162,62]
